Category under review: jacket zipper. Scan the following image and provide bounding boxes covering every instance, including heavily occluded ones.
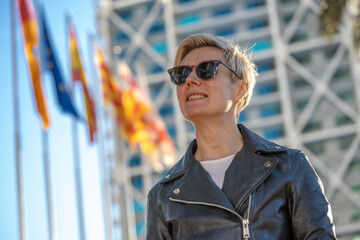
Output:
[242,193,252,239]
[169,193,253,240]
[169,197,244,220]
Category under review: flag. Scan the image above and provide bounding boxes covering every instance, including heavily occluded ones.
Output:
[117,61,176,170]
[17,0,50,130]
[40,7,79,118]
[93,45,139,142]
[68,19,97,142]
[93,45,176,171]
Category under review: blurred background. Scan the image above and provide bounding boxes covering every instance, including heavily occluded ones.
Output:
[1,0,360,240]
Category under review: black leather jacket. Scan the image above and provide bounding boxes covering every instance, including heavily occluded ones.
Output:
[146,124,336,239]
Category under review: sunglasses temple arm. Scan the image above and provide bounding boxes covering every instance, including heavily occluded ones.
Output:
[221,62,242,79]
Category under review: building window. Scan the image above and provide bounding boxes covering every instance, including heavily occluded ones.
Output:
[248,19,268,30]
[131,176,143,190]
[176,0,196,4]
[177,14,201,26]
[257,60,274,72]
[305,141,325,155]
[346,158,360,175]
[333,67,350,80]
[186,121,195,132]
[253,39,273,52]
[152,41,167,54]
[263,126,284,139]
[336,114,353,126]
[159,104,174,116]
[118,9,133,21]
[282,14,293,24]
[150,82,165,100]
[290,33,308,43]
[292,77,309,88]
[338,135,354,150]
[246,1,265,9]
[350,207,360,222]
[116,32,129,41]
[296,99,308,111]
[303,121,322,133]
[168,126,177,139]
[212,7,232,17]
[129,154,141,166]
[134,201,145,214]
[338,90,355,103]
[136,220,145,235]
[150,64,164,74]
[325,46,338,59]
[238,111,248,122]
[257,83,277,95]
[293,53,311,64]
[149,23,165,34]
[215,27,235,37]
[260,104,280,117]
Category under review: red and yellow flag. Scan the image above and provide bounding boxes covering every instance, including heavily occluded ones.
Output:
[68,20,96,142]
[93,45,142,144]
[93,45,176,171]
[18,0,50,130]
[117,61,176,171]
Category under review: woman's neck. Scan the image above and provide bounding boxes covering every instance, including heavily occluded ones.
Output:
[192,118,243,162]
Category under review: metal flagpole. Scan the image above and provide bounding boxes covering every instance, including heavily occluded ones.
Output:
[41,130,56,240]
[11,0,26,239]
[87,33,113,240]
[72,113,86,240]
[65,12,86,240]
[34,0,57,239]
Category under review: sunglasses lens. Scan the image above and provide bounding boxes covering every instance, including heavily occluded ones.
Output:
[196,61,218,80]
[170,67,191,85]
[168,61,220,85]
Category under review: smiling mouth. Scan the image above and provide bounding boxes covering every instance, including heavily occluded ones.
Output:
[187,94,208,101]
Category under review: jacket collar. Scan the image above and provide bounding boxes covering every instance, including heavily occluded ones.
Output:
[239,124,285,154]
[160,124,286,213]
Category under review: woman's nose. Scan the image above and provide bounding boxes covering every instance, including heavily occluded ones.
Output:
[186,70,201,86]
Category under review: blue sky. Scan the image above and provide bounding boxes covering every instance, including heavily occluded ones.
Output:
[0,0,106,240]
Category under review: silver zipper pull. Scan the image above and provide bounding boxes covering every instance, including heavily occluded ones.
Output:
[242,219,250,239]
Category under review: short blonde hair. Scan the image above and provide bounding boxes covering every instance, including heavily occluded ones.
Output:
[173,33,258,119]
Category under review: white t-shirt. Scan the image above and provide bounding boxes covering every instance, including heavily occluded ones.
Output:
[200,154,235,188]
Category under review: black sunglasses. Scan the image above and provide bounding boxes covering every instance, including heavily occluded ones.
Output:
[167,60,241,86]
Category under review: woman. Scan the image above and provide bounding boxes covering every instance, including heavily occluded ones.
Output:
[146,33,336,239]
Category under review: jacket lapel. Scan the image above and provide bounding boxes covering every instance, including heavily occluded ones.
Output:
[220,124,283,211]
[166,140,238,215]
[222,150,278,211]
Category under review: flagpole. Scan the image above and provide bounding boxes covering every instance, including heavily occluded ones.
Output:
[41,130,57,240]
[72,114,86,240]
[87,33,112,240]
[66,12,86,240]
[11,0,26,239]
[34,1,57,239]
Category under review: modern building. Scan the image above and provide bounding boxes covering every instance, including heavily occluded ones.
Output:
[96,0,360,239]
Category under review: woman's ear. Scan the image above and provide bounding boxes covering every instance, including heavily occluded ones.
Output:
[235,80,248,101]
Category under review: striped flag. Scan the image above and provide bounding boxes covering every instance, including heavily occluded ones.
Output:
[17,0,50,130]
[67,19,96,142]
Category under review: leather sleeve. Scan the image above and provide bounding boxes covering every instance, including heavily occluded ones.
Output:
[289,151,337,239]
[146,191,172,240]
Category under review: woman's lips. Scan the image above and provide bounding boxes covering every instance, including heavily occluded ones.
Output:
[186,93,208,101]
